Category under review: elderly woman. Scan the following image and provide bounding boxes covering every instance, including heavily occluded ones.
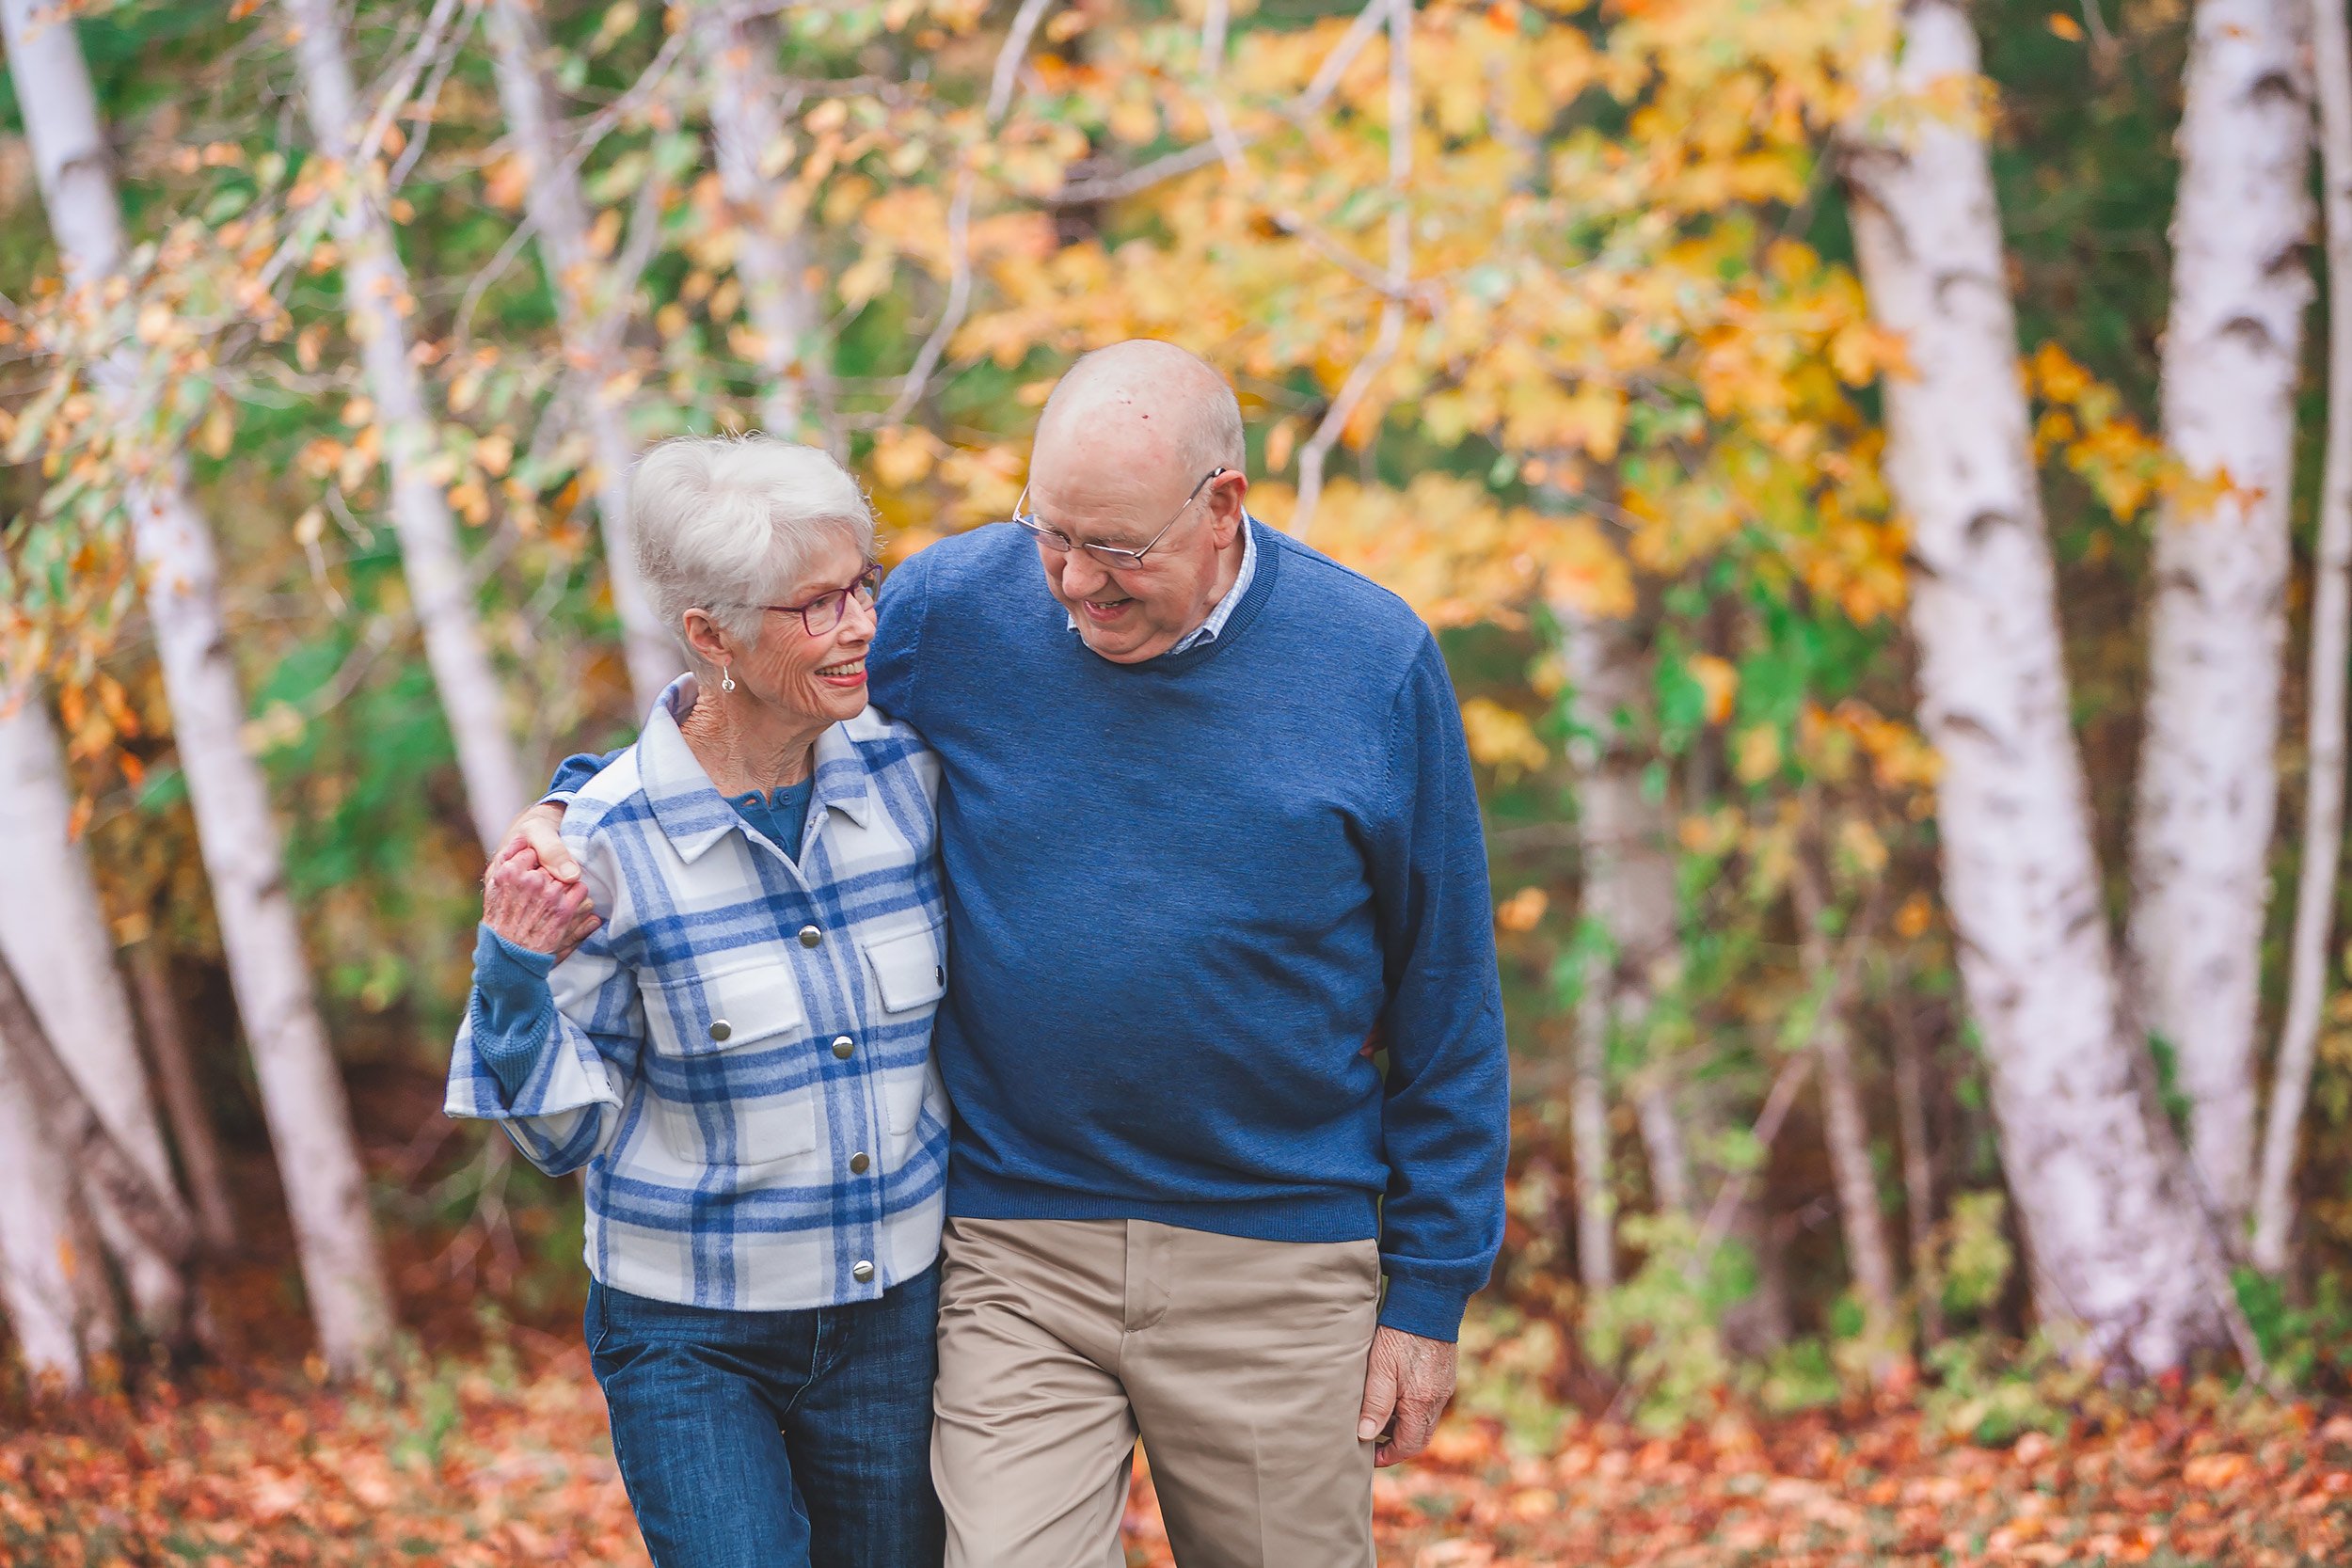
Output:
[445,436,949,1568]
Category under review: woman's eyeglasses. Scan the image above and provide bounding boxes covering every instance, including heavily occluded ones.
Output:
[1010,467,1228,570]
[746,565,882,637]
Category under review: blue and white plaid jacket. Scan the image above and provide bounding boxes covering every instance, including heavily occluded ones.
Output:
[444,675,949,1310]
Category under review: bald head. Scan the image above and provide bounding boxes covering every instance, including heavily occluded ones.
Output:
[1034,340,1246,482]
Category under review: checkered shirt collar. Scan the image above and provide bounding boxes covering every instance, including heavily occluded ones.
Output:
[637,673,878,863]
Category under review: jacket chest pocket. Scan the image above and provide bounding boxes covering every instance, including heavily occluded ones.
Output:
[861,925,946,1014]
[860,925,946,1136]
[640,962,819,1168]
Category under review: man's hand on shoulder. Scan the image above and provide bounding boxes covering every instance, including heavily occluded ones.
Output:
[1356,1324,1458,1468]
[483,802,597,961]
[497,800,579,882]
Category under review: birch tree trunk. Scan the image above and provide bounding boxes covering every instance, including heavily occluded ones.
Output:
[0,689,188,1338]
[1,0,394,1372]
[0,1022,115,1389]
[1793,840,1901,1369]
[1889,984,1946,1343]
[1557,594,1643,1293]
[1839,0,2217,1370]
[2252,0,2352,1274]
[282,0,529,851]
[484,0,676,710]
[2129,0,2313,1232]
[694,5,835,444]
[127,939,239,1253]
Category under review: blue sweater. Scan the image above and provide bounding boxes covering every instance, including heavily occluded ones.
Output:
[551,519,1509,1338]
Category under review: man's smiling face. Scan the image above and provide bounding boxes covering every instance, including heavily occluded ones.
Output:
[1024,358,1248,665]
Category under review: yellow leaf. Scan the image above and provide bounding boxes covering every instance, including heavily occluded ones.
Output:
[1894,892,1934,940]
[872,426,939,488]
[199,401,234,460]
[588,208,623,260]
[1837,816,1889,876]
[2046,11,2084,40]
[1690,654,1739,724]
[1495,887,1549,933]
[1460,699,1548,779]
[1734,725,1782,784]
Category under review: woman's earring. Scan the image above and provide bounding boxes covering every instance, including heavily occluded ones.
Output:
[720,666,737,692]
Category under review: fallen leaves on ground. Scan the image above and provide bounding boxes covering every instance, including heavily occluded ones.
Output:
[7,1342,2352,1566]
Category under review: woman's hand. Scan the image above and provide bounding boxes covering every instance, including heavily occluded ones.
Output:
[483,843,600,959]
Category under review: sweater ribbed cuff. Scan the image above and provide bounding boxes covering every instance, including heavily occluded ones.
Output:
[1376,1272,1473,1343]
[470,924,558,1104]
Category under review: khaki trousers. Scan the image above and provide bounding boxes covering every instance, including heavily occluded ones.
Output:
[931,1217,1381,1568]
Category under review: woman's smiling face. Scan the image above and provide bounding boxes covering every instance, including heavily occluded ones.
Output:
[718,530,878,726]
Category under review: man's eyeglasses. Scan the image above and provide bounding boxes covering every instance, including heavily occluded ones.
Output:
[742,565,882,637]
[1011,467,1230,570]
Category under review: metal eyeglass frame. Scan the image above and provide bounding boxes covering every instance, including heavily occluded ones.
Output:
[746,564,882,637]
[1010,467,1231,570]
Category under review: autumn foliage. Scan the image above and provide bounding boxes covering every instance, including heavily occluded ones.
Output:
[5,0,2352,1557]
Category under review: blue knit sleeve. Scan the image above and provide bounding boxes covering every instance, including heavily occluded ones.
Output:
[469,923,558,1102]
[869,547,932,724]
[547,749,624,802]
[1367,635,1511,1342]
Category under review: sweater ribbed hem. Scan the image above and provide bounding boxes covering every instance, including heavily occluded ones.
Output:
[946,1164,1378,1244]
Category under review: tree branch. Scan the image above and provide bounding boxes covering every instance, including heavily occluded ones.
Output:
[1044,0,1385,207]
[1287,0,1410,541]
[1689,878,1889,1275]
[883,0,1058,424]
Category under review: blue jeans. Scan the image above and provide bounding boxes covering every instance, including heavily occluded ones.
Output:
[586,1267,945,1568]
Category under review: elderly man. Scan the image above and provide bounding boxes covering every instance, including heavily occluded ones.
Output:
[503,340,1508,1567]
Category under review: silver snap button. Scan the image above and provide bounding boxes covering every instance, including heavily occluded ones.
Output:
[831,1036,853,1059]
[851,1259,875,1283]
[850,1151,871,1174]
[798,925,822,949]
[708,1020,731,1042]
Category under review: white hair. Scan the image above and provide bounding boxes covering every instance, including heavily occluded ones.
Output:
[628,435,876,658]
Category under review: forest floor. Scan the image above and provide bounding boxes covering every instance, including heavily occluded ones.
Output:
[8,1070,2352,1565]
[7,1321,2352,1566]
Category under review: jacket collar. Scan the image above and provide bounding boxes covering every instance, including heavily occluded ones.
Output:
[639,674,876,863]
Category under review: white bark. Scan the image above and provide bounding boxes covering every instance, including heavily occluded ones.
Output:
[0,1021,113,1388]
[2129,0,2313,1231]
[1889,986,1945,1342]
[485,0,676,709]
[693,5,834,444]
[2252,0,2352,1275]
[1840,0,2217,1370]
[1558,597,1691,1215]
[1569,935,1615,1293]
[1634,1087,1692,1216]
[1556,594,1637,1292]
[2,0,393,1372]
[0,689,187,1337]
[283,0,529,851]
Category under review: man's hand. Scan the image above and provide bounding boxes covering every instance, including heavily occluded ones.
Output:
[1356,1325,1457,1467]
[497,801,579,882]
[483,802,596,961]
